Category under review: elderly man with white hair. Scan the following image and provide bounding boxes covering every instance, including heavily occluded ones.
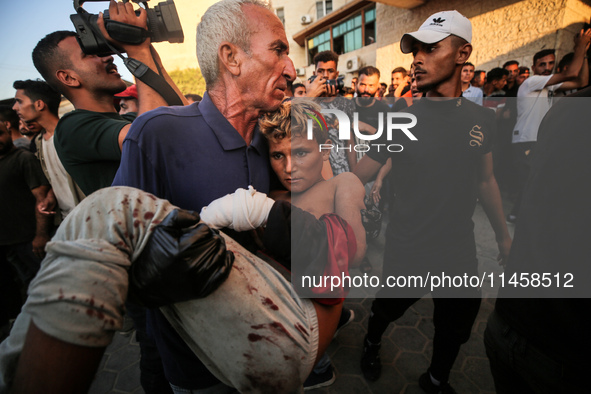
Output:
[0,2,360,393]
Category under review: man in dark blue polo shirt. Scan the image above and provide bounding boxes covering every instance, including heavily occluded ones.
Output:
[112,0,296,392]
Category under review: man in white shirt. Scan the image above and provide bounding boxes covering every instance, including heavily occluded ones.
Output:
[508,30,591,222]
[12,80,84,221]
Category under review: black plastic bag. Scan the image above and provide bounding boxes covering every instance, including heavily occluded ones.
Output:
[128,209,234,308]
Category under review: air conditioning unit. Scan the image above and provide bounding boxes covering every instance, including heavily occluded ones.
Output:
[301,14,313,25]
[296,68,307,76]
[345,56,360,72]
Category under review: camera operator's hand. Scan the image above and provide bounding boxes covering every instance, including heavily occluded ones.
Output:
[305,75,328,97]
[325,82,337,97]
[97,0,150,54]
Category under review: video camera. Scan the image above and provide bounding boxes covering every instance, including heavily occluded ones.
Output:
[70,0,183,56]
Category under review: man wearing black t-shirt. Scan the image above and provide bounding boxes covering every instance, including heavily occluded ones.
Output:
[354,11,511,393]
[485,87,591,393]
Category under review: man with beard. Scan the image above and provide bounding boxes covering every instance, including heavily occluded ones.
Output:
[355,11,512,392]
[31,0,185,196]
[508,32,590,223]
[353,66,391,162]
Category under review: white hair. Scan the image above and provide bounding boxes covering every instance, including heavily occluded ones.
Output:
[197,0,272,87]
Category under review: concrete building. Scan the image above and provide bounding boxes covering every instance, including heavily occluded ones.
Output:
[273,0,591,86]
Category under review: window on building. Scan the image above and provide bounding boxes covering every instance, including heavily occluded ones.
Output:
[307,5,376,64]
[276,7,285,26]
[308,29,331,63]
[316,0,333,20]
[364,7,376,46]
[333,14,362,55]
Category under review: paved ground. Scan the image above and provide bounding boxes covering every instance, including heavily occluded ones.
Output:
[89,201,514,394]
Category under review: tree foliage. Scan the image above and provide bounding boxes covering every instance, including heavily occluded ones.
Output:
[169,68,206,96]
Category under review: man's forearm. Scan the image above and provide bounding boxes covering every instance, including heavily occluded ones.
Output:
[478,178,510,243]
[126,44,188,113]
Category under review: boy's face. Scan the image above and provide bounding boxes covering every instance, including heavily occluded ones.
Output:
[269,134,328,194]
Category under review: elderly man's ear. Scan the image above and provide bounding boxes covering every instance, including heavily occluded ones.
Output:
[218,42,243,77]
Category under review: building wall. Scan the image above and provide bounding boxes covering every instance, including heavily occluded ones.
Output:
[152,0,219,72]
[375,0,591,85]
[274,0,354,74]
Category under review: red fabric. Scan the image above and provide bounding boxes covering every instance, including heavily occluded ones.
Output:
[313,213,357,305]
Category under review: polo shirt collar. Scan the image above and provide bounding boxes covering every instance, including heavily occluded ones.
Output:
[200,91,264,153]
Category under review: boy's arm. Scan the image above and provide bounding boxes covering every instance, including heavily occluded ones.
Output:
[334,173,367,267]
[11,322,105,394]
[477,152,512,265]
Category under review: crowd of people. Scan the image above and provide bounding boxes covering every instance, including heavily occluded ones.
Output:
[0,0,589,393]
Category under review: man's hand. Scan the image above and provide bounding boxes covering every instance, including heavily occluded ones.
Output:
[496,236,512,267]
[574,28,591,51]
[370,180,383,206]
[37,189,57,216]
[305,76,336,97]
[97,0,150,53]
[32,234,50,259]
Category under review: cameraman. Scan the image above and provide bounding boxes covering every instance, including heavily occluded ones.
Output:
[31,2,185,394]
[304,51,356,175]
[32,0,186,197]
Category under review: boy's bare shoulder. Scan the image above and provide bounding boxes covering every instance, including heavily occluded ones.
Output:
[332,172,364,190]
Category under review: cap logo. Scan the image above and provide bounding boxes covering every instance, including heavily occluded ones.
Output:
[430,17,445,26]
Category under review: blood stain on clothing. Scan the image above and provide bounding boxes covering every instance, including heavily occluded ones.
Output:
[86,216,91,222]
[144,212,154,220]
[294,323,308,336]
[248,333,263,342]
[261,297,279,311]
[243,353,253,360]
[133,208,139,218]
[247,285,258,294]
[270,322,294,341]
[134,220,140,228]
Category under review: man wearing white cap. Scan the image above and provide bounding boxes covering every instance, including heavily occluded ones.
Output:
[354,10,511,393]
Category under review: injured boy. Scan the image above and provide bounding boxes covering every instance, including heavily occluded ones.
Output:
[0,101,366,394]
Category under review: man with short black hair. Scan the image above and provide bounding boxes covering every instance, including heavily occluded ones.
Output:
[461,62,483,105]
[503,60,520,96]
[12,79,84,221]
[508,31,590,223]
[292,82,307,97]
[30,2,186,393]
[483,67,509,97]
[355,11,511,392]
[0,120,51,323]
[305,50,357,175]
[388,66,409,97]
[0,106,29,150]
[471,69,486,88]
[32,1,185,196]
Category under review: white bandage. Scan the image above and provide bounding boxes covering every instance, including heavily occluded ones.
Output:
[199,186,275,231]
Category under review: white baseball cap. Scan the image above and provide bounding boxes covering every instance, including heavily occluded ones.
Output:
[400,10,472,54]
